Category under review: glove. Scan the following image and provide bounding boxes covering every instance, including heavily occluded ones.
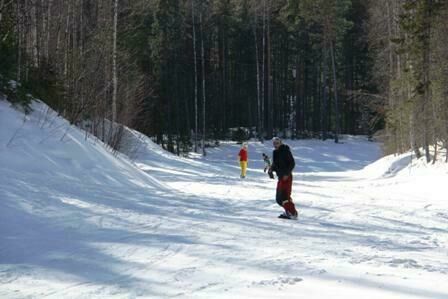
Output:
[268,171,274,179]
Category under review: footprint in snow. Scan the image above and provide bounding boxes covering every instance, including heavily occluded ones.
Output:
[251,276,303,289]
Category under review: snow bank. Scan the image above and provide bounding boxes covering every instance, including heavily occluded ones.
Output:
[360,147,448,179]
[0,99,166,190]
[360,152,414,178]
[117,125,228,183]
[0,99,175,298]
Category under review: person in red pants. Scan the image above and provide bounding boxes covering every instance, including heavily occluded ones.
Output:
[268,137,298,219]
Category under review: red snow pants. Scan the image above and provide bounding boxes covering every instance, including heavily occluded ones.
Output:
[276,174,298,215]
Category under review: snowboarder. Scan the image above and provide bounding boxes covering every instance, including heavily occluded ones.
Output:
[268,137,298,219]
[262,153,272,173]
[238,143,248,178]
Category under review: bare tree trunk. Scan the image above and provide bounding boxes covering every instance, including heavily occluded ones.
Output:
[45,0,52,59]
[0,0,4,24]
[397,52,406,153]
[261,0,266,139]
[295,55,300,136]
[30,0,38,67]
[200,7,206,156]
[222,36,225,131]
[112,0,118,124]
[266,0,273,138]
[64,1,70,81]
[79,0,83,55]
[253,14,262,141]
[16,0,22,81]
[409,70,421,159]
[423,0,432,163]
[24,0,30,81]
[431,89,438,164]
[321,46,328,140]
[386,0,394,91]
[330,40,340,143]
[410,112,421,158]
[55,2,62,66]
[386,0,399,152]
[192,0,198,152]
[79,0,84,110]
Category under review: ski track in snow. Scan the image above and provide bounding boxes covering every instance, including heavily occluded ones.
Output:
[1,100,448,298]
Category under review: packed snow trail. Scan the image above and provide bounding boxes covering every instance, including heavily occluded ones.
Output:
[1,100,447,298]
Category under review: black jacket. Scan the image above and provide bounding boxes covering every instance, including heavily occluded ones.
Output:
[271,144,295,178]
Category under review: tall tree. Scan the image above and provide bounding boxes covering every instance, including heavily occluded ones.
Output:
[192,0,199,152]
[200,2,207,156]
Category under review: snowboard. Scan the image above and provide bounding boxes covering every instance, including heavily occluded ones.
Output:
[278,214,298,220]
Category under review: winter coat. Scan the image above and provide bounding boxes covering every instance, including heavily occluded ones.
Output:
[238,148,248,161]
[263,156,272,168]
[271,144,295,179]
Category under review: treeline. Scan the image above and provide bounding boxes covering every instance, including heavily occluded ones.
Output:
[0,1,446,159]
[123,0,375,148]
[369,0,448,161]
[0,0,146,149]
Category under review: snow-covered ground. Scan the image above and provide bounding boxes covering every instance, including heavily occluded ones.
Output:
[1,99,447,298]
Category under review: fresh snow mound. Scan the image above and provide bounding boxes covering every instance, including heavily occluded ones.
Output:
[360,152,414,178]
[0,99,167,190]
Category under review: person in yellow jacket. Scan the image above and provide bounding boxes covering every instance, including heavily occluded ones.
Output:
[238,143,248,178]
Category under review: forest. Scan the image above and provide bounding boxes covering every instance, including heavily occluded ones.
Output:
[0,0,447,160]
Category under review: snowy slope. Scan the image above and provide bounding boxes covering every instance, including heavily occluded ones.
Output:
[1,98,448,299]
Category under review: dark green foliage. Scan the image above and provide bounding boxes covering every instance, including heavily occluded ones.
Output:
[0,62,63,115]
[119,0,379,146]
[0,78,31,113]
[23,62,64,111]
[0,3,17,79]
[232,127,249,143]
[0,37,16,80]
